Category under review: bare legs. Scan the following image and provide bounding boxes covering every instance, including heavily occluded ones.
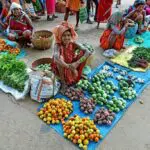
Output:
[64,7,79,30]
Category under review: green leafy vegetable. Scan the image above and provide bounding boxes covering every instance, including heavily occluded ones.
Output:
[0,54,29,92]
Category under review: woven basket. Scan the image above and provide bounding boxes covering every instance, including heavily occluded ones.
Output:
[32,30,54,50]
[32,58,52,70]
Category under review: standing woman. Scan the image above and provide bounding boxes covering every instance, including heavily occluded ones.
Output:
[64,0,83,30]
[97,0,113,29]
[86,0,98,24]
[116,0,121,8]
[46,0,58,21]
[32,0,43,15]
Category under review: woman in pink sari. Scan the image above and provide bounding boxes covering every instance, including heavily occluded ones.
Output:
[3,2,33,46]
[46,0,58,21]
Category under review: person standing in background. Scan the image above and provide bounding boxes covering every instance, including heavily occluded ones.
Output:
[46,0,58,21]
[97,0,113,29]
[116,0,121,8]
[64,0,83,30]
[86,0,98,24]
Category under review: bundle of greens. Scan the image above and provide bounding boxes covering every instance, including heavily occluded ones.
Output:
[128,47,150,68]
[0,54,29,92]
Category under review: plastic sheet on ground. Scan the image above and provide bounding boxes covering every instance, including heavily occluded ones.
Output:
[0,68,31,100]
[38,61,150,150]
[125,31,150,48]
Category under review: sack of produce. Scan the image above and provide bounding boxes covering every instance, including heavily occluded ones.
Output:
[79,6,88,23]
[30,71,60,102]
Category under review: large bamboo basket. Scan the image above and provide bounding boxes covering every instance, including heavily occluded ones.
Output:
[32,30,54,50]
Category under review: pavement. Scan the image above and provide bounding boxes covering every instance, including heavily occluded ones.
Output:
[0,1,150,150]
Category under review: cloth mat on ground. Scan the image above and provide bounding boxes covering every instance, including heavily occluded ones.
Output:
[0,39,27,59]
[38,61,150,150]
[125,31,150,48]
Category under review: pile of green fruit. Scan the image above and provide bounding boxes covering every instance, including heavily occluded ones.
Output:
[119,79,135,88]
[76,79,91,90]
[119,79,136,100]
[106,96,127,112]
[101,81,118,95]
[0,54,29,92]
[91,92,108,106]
[91,73,107,83]
[35,63,51,71]
[120,87,136,100]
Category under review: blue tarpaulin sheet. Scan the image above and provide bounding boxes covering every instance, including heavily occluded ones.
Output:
[38,61,150,150]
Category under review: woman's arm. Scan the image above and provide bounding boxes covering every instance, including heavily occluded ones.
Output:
[124,10,135,20]
[111,24,126,35]
[69,43,91,69]
[24,14,34,30]
[53,44,69,68]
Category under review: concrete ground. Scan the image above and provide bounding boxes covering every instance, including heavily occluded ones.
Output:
[1,1,150,150]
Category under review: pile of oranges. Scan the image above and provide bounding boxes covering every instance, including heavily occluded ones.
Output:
[62,115,102,150]
[0,39,20,55]
[37,98,73,124]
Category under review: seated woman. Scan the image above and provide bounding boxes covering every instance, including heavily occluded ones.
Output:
[124,0,147,34]
[2,2,33,46]
[100,11,131,51]
[145,0,150,28]
[21,0,41,21]
[51,21,92,85]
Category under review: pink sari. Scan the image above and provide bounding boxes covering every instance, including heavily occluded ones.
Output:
[46,0,55,15]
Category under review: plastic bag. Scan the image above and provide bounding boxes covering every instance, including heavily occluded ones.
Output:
[82,65,92,75]
[103,49,119,58]
[30,71,60,103]
[79,7,88,23]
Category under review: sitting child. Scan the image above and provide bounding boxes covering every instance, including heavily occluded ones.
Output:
[124,2,147,34]
[51,21,92,85]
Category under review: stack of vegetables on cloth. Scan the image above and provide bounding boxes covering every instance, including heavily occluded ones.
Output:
[100,11,134,52]
[51,21,93,87]
[1,2,34,47]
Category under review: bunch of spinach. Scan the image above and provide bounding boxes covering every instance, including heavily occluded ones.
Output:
[0,54,29,92]
[128,47,150,68]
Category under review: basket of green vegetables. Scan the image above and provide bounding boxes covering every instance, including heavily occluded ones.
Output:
[31,58,52,72]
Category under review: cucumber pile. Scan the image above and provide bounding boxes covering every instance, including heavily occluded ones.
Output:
[106,96,127,113]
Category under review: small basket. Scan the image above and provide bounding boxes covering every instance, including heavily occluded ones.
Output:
[31,57,52,70]
[31,30,54,50]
